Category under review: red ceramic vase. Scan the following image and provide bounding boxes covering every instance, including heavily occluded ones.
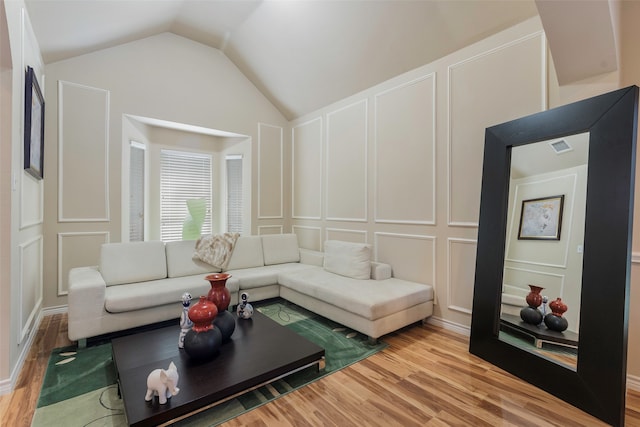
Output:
[188,296,218,332]
[549,297,568,317]
[525,285,544,308]
[206,273,232,311]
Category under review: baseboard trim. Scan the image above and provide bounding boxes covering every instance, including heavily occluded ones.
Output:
[426,315,470,336]
[42,304,68,316]
[627,374,640,391]
[0,307,45,396]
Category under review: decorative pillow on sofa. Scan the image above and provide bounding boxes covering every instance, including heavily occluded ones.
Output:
[323,240,371,280]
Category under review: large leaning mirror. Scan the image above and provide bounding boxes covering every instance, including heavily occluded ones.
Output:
[470,86,638,426]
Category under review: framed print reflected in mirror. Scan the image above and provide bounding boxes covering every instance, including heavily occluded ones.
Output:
[517,195,564,240]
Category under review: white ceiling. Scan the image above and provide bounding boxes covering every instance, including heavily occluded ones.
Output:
[24,0,542,120]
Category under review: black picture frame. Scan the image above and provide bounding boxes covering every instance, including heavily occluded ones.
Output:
[24,66,44,180]
[470,86,638,426]
[517,195,564,240]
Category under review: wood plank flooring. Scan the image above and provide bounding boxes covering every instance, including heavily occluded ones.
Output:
[1,314,639,426]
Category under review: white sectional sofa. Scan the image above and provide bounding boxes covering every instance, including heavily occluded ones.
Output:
[67,234,434,345]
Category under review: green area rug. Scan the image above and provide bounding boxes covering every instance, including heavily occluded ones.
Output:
[32,300,386,427]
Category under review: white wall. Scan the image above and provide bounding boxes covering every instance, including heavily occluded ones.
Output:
[43,33,289,310]
[1,0,45,394]
[287,12,640,384]
[289,17,548,329]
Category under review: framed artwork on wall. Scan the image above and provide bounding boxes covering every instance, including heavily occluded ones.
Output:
[24,66,45,180]
[517,195,564,240]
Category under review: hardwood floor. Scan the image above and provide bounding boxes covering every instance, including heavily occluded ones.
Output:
[1,314,639,426]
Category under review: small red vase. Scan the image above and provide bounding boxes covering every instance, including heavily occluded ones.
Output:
[525,285,544,308]
[206,273,232,311]
[188,296,218,332]
[549,297,568,317]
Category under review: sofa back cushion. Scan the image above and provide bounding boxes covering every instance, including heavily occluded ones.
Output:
[323,240,371,280]
[165,240,220,278]
[225,236,265,270]
[100,241,167,286]
[261,233,300,265]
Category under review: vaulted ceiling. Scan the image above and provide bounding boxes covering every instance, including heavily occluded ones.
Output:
[24,1,616,121]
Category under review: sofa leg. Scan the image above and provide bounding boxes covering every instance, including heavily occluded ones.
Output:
[77,338,87,349]
[367,336,377,345]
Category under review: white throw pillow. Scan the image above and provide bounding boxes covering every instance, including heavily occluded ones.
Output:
[323,240,371,280]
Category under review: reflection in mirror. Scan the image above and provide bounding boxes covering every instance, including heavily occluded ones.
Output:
[470,86,638,426]
[498,132,589,371]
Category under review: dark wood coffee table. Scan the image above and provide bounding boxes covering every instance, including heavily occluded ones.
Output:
[111,311,325,427]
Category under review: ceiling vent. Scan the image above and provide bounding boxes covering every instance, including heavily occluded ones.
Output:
[549,139,572,154]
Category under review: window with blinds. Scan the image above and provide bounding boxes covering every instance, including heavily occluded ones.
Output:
[226,155,243,233]
[160,149,212,242]
[129,141,145,242]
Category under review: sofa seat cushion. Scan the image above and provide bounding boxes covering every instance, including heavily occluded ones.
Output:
[104,275,239,313]
[278,267,434,321]
[227,263,314,290]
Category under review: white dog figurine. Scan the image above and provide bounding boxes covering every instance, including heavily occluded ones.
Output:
[145,361,180,404]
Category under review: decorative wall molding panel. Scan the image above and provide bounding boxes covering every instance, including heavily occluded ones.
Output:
[57,231,110,296]
[19,235,42,343]
[326,228,367,244]
[20,8,44,230]
[258,123,284,219]
[58,80,110,222]
[448,32,546,226]
[374,232,436,297]
[257,225,283,235]
[326,100,368,222]
[293,225,322,251]
[505,171,580,269]
[20,174,43,229]
[374,74,436,225]
[292,118,322,219]
[447,238,477,315]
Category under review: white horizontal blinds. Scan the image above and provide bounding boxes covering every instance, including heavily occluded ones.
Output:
[160,149,212,242]
[129,142,145,242]
[226,155,243,233]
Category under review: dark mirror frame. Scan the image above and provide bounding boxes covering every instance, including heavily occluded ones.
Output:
[470,86,638,426]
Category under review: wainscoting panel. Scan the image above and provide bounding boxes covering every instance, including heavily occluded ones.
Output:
[374,74,436,225]
[374,232,436,293]
[326,100,367,221]
[447,238,477,315]
[58,81,110,222]
[20,11,44,229]
[258,123,283,219]
[325,228,367,244]
[20,174,43,229]
[293,225,322,251]
[448,32,546,226]
[257,225,284,235]
[19,235,42,343]
[503,267,565,302]
[57,232,110,296]
[505,167,585,269]
[292,118,322,219]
